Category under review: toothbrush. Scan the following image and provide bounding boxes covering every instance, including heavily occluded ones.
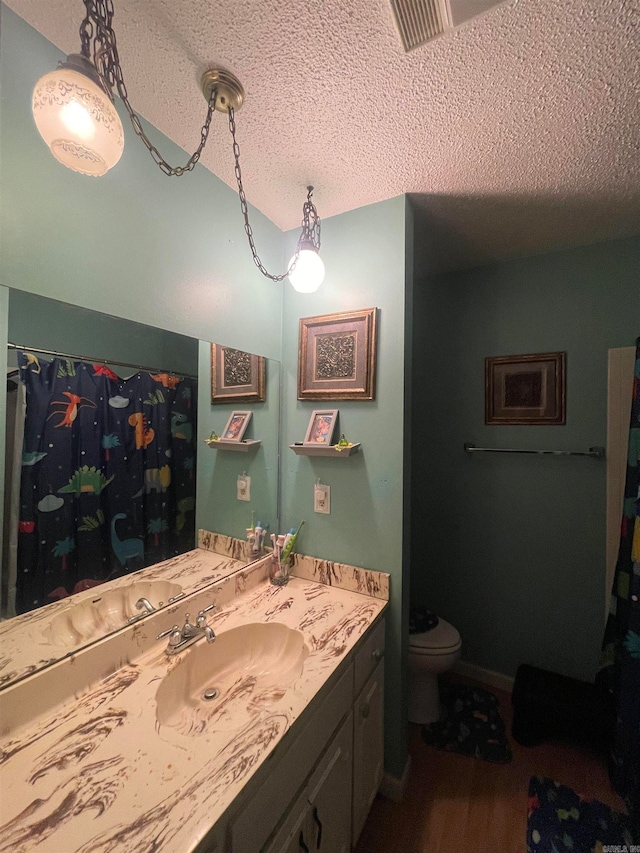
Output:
[281,520,304,563]
[281,527,296,555]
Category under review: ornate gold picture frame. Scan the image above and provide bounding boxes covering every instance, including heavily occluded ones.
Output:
[298,308,378,401]
[211,344,265,405]
[485,351,566,425]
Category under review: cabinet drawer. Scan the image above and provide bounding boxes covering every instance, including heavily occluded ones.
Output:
[354,617,385,697]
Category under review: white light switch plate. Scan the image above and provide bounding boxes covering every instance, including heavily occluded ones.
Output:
[237,474,250,501]
[314,483,330,514]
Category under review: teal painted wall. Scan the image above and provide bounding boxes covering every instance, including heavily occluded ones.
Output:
[411,235,640,683]
[0,6,285,552]
[196,341,281,539]
[401,198,414,735]
[7,290,198,376]
[281,195,409,778]
[0,5,283,361]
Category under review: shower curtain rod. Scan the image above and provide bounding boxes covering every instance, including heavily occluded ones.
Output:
[6,342,197,380]
[464,443,605,459]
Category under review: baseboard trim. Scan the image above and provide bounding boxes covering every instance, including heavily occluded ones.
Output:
[379,754,412,803]
[452,660,515,694]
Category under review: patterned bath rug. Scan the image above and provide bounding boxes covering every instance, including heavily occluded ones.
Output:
[421,681,512,763]
[527,776,635,853]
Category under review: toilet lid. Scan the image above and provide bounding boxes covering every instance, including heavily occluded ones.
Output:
[409,617,460,651]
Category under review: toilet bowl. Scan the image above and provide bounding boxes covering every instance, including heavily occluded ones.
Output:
[408,617,461,724]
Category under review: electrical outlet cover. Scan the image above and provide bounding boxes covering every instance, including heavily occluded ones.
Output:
[237,475,251,501]
[314,484,330,514]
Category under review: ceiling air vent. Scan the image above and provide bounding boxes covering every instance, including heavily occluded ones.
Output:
[391,0,447,51]
[391,0,510,52]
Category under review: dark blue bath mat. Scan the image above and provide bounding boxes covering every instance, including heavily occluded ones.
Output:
[527,776,634,853]
[422,682,512,763]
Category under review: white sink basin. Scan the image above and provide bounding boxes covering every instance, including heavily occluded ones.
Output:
[45,580,183,646]
[155,622,309,736]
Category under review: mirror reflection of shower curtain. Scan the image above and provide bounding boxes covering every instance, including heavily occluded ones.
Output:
[599,335,640,832]
[16,352,197,614]
[1,375,25,619]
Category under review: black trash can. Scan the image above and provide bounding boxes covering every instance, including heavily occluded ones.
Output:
[511,664,615,749]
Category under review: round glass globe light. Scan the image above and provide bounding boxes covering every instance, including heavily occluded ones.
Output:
[288,248,325,293]
[32,67,124,176]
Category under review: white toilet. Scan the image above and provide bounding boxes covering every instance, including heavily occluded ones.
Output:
[408,617,462,724]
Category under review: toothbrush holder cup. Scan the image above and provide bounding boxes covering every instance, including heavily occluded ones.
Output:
[269,554,291,586]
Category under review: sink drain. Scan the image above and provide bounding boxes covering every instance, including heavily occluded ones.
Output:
[202,688,219,701]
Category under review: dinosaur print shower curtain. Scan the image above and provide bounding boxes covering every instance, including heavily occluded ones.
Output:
[16,351,197,614]
[599,336,640,832]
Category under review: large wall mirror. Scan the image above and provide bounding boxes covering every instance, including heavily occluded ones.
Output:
[1,289,280,688]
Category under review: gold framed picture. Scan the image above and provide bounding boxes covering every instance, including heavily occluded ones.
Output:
[485,352,566,425]
[298,308,378,401]
[211,344,265,405]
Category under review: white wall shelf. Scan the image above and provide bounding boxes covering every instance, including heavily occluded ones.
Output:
[205,439,261,453]
[289,442,361,457]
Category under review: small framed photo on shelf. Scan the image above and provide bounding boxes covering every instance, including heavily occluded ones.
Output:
[211,344,265,404]
[303,410,338,446]
[221,410,252,442]
[485,352,566,425]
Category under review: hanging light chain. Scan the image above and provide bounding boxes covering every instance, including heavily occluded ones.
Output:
[79,0,217,176]
[300,190,321,252]
[228,107,321,281]
[76,1,322,278]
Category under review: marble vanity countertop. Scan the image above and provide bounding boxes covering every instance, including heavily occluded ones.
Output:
[0,575,387,853]
[0,546,247,688]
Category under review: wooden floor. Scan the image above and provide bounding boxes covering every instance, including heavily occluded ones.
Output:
[355,677,626,853]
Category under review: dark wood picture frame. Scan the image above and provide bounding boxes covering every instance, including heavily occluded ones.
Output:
[485,352,566,425]
[298,308,378,401]
[211,344,265,405]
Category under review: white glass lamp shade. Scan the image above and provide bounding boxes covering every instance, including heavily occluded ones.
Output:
[32,66,124,176]
[288,246,325,293]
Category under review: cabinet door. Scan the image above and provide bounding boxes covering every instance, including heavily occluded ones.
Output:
[229,665,354,853]
[352,660,384,847]
[262,794,312,853]
[306,712,353,853]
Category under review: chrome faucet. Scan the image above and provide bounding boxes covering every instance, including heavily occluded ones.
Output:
[157,604,217,655]
[127,597,156,623]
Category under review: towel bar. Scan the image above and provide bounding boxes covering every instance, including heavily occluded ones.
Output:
[464,443,605,459]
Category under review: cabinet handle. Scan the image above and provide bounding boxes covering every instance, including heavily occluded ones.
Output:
[313,806,323,848]
[298,831,310,853]
[360,702,371,719]
[371,649,383,662]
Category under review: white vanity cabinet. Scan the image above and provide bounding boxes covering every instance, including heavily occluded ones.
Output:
[351,617,386,847]
[263,712,353,853]
[212,616,386,853]
[352,661,385,846]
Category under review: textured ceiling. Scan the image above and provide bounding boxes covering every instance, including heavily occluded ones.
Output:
[6,0,640,272]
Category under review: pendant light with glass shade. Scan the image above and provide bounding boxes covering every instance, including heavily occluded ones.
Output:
[31,0,325,293]
[32,52,124,176]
